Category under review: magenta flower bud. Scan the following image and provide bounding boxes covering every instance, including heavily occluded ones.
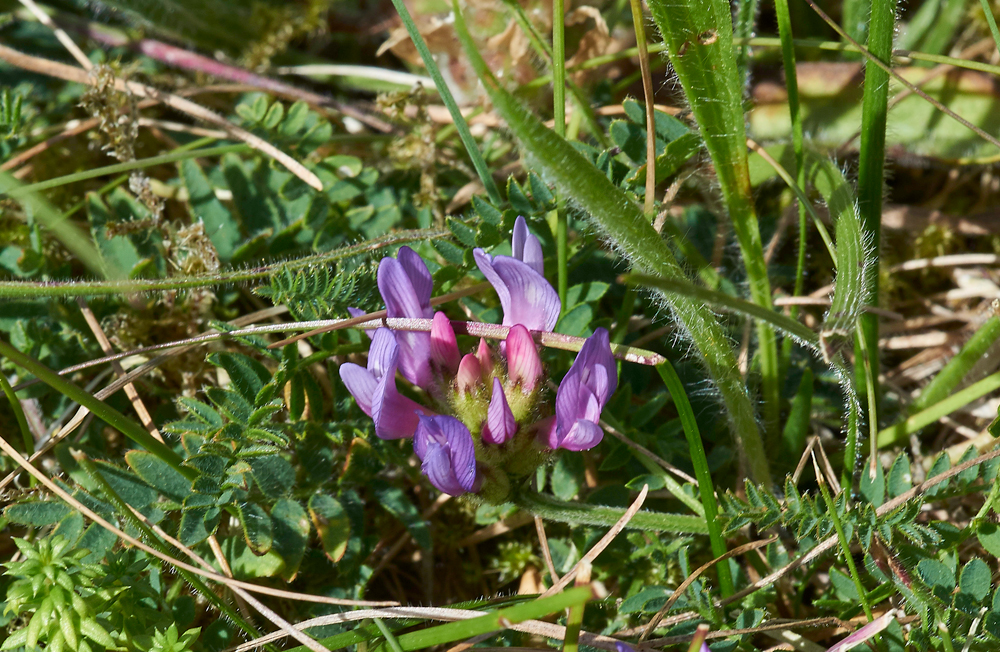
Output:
[456,354,483,394]
[506,324,543,393]
[338,328,427,439]
[548,328,617,451]
[430,312,460,376]
[473,217,560,333]
[482,378,517,445]
[377,246,434,388]
[413,414,478,496]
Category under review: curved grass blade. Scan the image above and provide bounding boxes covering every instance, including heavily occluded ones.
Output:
[645,0,780,442]
[451,0,772,485]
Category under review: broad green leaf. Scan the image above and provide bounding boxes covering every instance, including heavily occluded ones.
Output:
[859,457,885,506]
[308,494,351,563]
[959,558,991,602]
[180,159,239,261]
[886,453,912,498]
[94,460,158,513]
[179,495,221,547]
[126,450,192,502]
[978,523,1000,558]
[249,455,295,498]
[87,193,140,277]
[235,502,273,555]
[781,369,813,463]
[207,352,271,405]
[4,501,71,526]
[564,282,609,308]
[222,536,285,579]
[917,558,954,602]
[271,499,310,580]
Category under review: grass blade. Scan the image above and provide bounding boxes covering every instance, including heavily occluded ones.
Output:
[513,491,709,533]
[879,371,1000,447]
[646,0,781,443]
[656,360,734,596]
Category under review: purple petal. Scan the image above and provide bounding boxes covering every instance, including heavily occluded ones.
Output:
[490,257,561,332]
[395,331,433,388]
[414,415,478,495]
[506,324,543,393]
[474,248,510,311]
[551,329,617,450]
[456,354,482,394]
[615,643,636,652]
[378,255,432,320]
[511,216,545,276]
[338,363,376,416]
[368,330,424,439]
[482,378,517,445]
[430,312,460,376]
[397,247,433,311]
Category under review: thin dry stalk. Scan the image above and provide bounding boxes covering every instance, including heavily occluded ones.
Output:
[77,298,164,442]
[534,516,561,585]
[540,484,648,598]
[18,0,92,69]
[0,44,322,190]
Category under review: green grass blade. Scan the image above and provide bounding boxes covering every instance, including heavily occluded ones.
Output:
[656,360,733,596]
[386,0,502,205]
[908,311,1000,414]
[0,338,194,480]
[0,372,35,454]
[852,0,898,482]
[978,0,1000,52]
[878,371,1000,448]
[451,0,772,486]
[513,491,710,533]
[645,0,780,444]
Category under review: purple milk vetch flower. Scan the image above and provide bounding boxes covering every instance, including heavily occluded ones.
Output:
[506,324,543,393]
[430,312,461,375]
[338,328,427,440]
[414,414,479,496]
[474,216,560,333]
[482,378,517,445]
[548,328,617,451]
[377,246,435,388]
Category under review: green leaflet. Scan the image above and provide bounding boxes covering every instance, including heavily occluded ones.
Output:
[451,0,772,487]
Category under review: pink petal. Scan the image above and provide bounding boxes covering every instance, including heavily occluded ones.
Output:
[506,325,543,393]
[476,338,494,380]
[430,312,461,375]
[491,257,561,332]
[456,354,482,394]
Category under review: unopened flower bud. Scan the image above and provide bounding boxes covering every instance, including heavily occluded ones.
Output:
[506,324,543,393]
[430,312,461,376]
[456,354,482,395]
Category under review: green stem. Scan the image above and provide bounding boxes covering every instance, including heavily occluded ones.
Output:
[387,0,502,205]
[816,475,874,621]
[513,490,709,534]
[878,370,1000,448]
[656,361,734,597]
[563,597,584,652]
[0,228,448,298]
[4,144,244,196]
[856,323,880,473]
[552,0,566,139]
[556,208,568,314]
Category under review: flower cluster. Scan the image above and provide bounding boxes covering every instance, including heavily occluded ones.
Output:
[339,217,617,502]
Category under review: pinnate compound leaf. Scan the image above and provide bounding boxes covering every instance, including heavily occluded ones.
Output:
[208,352,271,405]
[309,494,351,563]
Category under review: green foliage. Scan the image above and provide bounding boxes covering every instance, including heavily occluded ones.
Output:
[0,90,23,142]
